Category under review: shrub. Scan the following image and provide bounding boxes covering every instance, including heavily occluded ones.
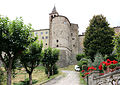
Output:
[78,58,88,71]
[109,64,116,69]
[0,68,6,85]
[92,53,104,70]
[103,64,107,70]
[45,65,58,76]
[104,54,117,61]
[76,54,85,61]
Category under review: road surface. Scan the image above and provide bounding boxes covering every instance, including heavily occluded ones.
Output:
[44,70,80,85]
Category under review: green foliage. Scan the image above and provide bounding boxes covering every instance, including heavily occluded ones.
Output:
[20,41,43,85]
[109,64,116,69]
[0,15,35,85]
[20,41,43,70]
[13,78,38,85]
[45,64,58,76]
[0,68,6,85]
[84,15,115,62]
[78,58,88,71]
[42,47,59,78]
[76,54,85,61]
[102,64,107,70]
[104,54,117,61]
[92,53,104,70]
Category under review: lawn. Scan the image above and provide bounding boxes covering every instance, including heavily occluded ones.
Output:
[12,66,62,85]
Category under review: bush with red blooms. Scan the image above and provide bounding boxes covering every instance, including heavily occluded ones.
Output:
[87,66,96,71]
[81,70,85,73]
[81,59,119,78]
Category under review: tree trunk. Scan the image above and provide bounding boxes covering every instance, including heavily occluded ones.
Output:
[48,67,50,78]
[7,69,12,85]
[52,65,54,75]
[29,73,32,85]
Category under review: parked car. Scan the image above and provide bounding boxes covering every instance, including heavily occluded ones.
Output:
[75,65,80,71]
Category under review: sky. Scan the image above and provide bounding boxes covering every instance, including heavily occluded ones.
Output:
[0,0,120,34]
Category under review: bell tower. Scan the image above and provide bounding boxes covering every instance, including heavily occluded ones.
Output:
[49,6,59,47]
[49,6,59,22]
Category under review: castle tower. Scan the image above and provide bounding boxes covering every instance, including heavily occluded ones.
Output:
[49,6,78,67]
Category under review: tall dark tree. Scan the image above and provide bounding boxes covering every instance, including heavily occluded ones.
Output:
[0,16,35,85]
[20,41,43,85]
[84,15,114,62]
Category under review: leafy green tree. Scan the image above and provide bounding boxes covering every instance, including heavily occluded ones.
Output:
[42,47,59,78]
[113,34,120,62]
[84,15,114,62]
[20,41,43,85]
[0,16,35,85]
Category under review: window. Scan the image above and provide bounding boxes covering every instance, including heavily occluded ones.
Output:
[71,33,73,36]
[42,36,44,39]
[46,43,47,45]
[56,45,59,47]
[34,32,37,36]
[73,45,75,47]
[46,36,48,39]
[46,32,48,34]
[56,40,59,42]
[72,38,75,40]
[41,32,43,35]
[64,22,66,24]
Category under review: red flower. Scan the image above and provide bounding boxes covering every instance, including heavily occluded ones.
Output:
[111,60,118,64]
[81,70,85,73]
[99,64,102,70]
[87,66,96,71]
[84,72,89,75]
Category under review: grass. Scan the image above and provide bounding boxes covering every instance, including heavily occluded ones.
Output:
[59,65,75,71]
[12,66,62,85]
[79,72,87,85]
[1,65,76,85]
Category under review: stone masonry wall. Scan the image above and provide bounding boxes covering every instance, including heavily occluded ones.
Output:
[88,70,120,85]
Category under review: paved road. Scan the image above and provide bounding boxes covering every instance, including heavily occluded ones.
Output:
[44,70,80,85]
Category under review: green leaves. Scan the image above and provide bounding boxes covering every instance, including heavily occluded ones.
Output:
[84,15,114,62]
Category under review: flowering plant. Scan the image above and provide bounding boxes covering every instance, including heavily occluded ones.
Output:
[87,66,96,71]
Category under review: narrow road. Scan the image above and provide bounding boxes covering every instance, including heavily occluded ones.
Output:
[44,70,80,85]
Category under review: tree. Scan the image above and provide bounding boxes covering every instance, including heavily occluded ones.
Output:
[42,47,59,78]
[84,15,114,62]
[113,34,120,62]
[0,16,35,85]
[20,41,43,85]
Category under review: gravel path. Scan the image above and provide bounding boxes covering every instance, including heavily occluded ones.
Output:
[44,70,80,85]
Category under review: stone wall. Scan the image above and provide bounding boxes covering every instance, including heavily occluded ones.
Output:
[88,70,120,85]
[78,35,85,53]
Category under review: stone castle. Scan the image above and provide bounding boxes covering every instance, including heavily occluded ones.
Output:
[34,6,120,67]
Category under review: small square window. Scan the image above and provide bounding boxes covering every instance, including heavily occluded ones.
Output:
[42,36,44,39]
[72,38,75,40]
[56,45,59,47]
[46,43,47,45]
[41,32,43,35]
[34,32,37,36]
[56,40,59,42]
[46,32,48,34]
[46,36,48,39]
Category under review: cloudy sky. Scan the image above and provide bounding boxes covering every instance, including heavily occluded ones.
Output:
[0,0,120,34]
